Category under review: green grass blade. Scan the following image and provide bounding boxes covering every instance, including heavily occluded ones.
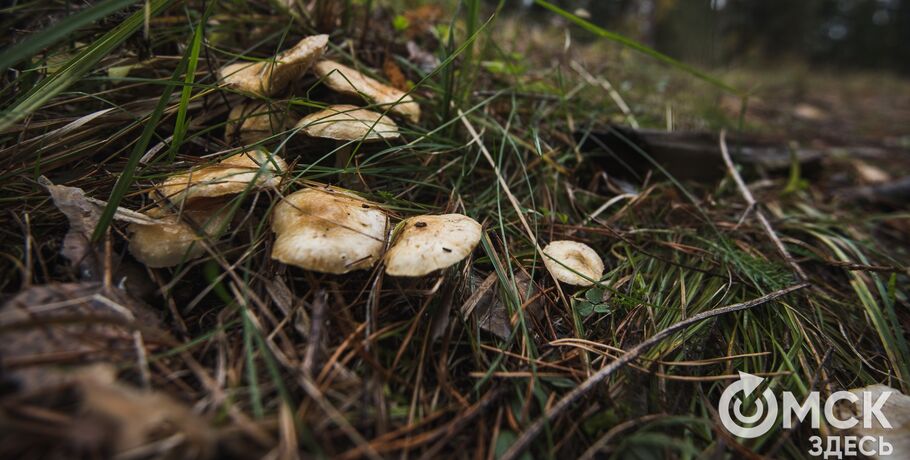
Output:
[0,0,175,132]
[167,16,206,161]
[0,0,137,71]
[533,0,740,95]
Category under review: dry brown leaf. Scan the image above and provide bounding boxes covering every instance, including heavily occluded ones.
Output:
[462,271,542,340]
[0,282,162,390]
[76,366,215,457]
[40,176,165,277]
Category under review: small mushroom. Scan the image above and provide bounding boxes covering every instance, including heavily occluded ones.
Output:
[156,149,286,204]
[271,187,388,274]
[384,214,482,277]
[128,206,230,268]
[296,104,399,174]
[225,102,299,145]
[219,34,328,97]
[296,104,399,142]
[314,60,420,123]
[541,240,604,286]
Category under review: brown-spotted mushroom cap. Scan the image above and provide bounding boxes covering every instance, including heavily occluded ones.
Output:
[156,149,286,204]
[219,34,328,97]
[296,104,399,142]
[128,206,230,268]
[226,102,299,145]
[541,240,604,286]
[384,214,482,277]
[314,60,420,123]
[271,187,388,274]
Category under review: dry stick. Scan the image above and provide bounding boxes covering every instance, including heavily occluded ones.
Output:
[500,282,810,460]
[719,131,808,281]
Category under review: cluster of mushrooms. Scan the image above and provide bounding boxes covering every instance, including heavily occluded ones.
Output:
[126,34,607,286]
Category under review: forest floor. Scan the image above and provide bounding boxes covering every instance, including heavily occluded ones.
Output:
[1,2,909,459]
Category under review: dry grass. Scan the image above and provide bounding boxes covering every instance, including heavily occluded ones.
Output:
[1,1,908,459]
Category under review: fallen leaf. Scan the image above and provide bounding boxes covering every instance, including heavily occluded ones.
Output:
[0,364,214,458]
[40,176,166,277]
[463,271,542,340]
[0,282,164,390]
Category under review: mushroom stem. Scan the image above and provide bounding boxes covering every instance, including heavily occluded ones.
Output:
[335,143,356,188]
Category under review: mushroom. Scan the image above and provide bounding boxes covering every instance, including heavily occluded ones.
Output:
[270,187,388,274]
[839,385,910,458]
[225,102,299,145]
[384,214,482,277]
[156,149,286,204]
[296,104,399,173]
[296,104,399,142]
[219,34,328,97]
[128,205,230,268]
[541,240,604,286]
[314,59,420,123]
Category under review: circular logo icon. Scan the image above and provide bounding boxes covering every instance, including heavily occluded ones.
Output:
[719,372,778,438]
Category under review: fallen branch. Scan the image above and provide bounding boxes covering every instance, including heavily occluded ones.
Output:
[500,282,810,460]
[719,131,808,281]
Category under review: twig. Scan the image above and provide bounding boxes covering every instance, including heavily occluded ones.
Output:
[719,131,808,281]
[500,282,810,460]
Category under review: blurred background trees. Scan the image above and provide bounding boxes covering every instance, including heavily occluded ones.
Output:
[518,0,910,73]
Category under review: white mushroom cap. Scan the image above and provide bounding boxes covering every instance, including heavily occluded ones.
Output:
[384,214,482,277]
[219,34,328,97]
[271,187,388,274]
[128,206,230,268]
[314,60,420,123]
[541,240,604,286]
[156,149,286,204]
[296,104,399,142]
[225,102,299,145]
